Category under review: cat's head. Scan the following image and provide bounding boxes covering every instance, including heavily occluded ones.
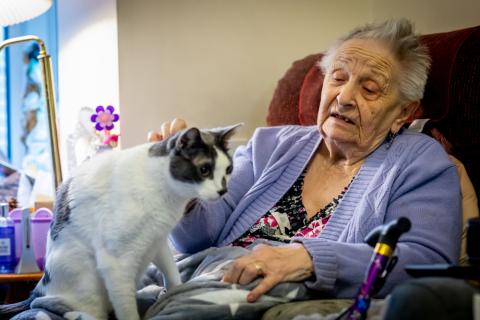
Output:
[149,124,241,200]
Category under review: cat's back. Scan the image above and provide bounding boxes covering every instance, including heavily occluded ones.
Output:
[54,143,165,234]
[71,143,151,184]
[66,144,154,209]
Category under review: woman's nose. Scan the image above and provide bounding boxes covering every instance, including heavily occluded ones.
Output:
[337,81,357,108]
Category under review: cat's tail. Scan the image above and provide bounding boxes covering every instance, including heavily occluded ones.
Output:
[0,291,39,319]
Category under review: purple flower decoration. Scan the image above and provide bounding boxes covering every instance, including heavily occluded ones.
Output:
[90,105,120,131]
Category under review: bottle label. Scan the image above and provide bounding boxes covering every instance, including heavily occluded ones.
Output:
[0,238,11,256]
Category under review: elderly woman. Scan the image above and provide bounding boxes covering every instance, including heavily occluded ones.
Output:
[151,19,461,302]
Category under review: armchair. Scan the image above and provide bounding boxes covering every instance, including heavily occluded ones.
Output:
[267,25,480,194]
[263,25,480,320]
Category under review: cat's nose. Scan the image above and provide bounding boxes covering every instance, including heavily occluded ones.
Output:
[217,189,227,196]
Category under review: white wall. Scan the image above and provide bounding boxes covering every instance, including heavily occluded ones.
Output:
[56,0,480,153]
[116,0,480,148]
[117,0,372,148]
[56,0,120,176]
[371,0,480,33]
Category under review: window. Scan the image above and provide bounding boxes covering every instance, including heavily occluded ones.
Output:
[0,3,58,206]
[1,3,57,174]
[0,28,7,160]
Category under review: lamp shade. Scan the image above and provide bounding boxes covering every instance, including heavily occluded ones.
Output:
[0,0,52,27]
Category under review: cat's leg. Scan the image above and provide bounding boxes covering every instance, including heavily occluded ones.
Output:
[96,249,141,320]
[152,238,181,289]
[44,240,111,319]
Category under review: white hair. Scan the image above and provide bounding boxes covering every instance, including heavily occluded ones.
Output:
[319,19,431,103]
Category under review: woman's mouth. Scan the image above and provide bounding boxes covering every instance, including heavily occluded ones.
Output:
[330,112,355,124]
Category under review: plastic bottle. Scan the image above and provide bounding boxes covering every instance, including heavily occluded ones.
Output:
[0,203,16,273]
[31,208,52,271]
[8,207,23,265]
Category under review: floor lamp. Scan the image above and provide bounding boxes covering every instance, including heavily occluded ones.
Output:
[0,0,62,190]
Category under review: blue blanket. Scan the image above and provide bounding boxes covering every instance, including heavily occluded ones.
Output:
[10,245,314,319]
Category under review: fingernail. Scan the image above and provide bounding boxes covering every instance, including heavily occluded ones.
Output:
[247,294,255,302]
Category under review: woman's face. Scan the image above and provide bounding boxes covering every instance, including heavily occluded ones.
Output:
[317,38,413,153]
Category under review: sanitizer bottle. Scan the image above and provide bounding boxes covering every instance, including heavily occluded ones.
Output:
[0,203,15,273]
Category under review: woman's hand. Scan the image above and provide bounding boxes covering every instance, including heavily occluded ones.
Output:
[222,243,314,302]
[147,118,187,142]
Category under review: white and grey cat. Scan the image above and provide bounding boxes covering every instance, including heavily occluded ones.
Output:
[0,125,239,320]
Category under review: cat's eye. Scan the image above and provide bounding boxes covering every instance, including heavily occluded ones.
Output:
[226,165,233,174]
[199,164,211,177]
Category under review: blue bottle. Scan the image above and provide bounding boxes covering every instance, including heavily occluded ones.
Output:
[0,203,15,273]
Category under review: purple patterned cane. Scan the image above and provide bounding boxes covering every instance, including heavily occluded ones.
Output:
[336,217,411,320]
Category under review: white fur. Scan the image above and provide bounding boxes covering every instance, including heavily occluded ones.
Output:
[42,142,231,320]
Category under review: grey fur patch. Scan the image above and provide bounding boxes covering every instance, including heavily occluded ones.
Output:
[170,128,217,183]
[148,134,178,157]
[42,268,51,286]
[50,178,73,241]
[148,126,238,184]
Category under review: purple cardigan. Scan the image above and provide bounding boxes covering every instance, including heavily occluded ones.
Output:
[171,125,462,298]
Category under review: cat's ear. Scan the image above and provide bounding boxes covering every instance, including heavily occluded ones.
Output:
[176,127,202,152]
[149,128,200,157]
[210,123,243,150]
[148,139,171,157]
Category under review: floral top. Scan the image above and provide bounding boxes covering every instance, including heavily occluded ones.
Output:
[232,170,352,247]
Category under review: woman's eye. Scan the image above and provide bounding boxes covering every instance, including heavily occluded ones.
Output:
[199,164,211,177]
[362,80,380,95]
[363,85,380,95]
[331,71,347,82]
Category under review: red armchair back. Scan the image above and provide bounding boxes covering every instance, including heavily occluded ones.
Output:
[267,25,480,193]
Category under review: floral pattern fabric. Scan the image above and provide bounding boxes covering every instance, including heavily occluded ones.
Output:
[232,170,351,247]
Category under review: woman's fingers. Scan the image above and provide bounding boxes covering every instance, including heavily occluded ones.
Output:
[147,131,163,142]
[223,259,247,284]
[148,118,188,142]
[223,253,281,302]
[223,244,314,302]
[237,263,263,285]
[170,118,187,134]
[160,121,172,140]
[247,275,280,302]
[162,118,188,140]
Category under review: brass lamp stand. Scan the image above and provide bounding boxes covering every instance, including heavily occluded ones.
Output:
[0,35,62,189]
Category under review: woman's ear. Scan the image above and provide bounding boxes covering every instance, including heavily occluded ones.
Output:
[391,101,420,133]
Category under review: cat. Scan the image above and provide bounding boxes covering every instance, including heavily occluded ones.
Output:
[0,124,240,320]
